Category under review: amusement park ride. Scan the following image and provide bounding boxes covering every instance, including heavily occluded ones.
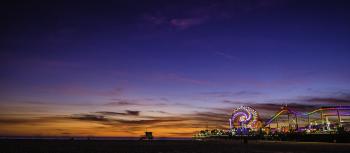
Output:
[194,105,350,140]
[229,105,350,133]
[264,106,350,132]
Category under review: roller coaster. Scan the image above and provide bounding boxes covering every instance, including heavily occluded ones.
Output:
[264,106,350,131]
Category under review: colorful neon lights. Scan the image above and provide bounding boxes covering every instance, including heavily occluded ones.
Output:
[264,106,350,127]
[230,106,259,129]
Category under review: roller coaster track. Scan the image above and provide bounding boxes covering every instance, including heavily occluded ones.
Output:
[264,106,350,127]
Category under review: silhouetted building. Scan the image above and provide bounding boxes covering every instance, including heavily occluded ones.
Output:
[145,132,153,140]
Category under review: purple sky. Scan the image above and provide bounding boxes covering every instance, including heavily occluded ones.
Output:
[1,0,350,137]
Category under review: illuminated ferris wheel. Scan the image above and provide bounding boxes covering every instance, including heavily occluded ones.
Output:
[229,106,259,129]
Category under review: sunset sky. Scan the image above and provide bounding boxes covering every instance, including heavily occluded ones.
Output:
[1,0,350,138]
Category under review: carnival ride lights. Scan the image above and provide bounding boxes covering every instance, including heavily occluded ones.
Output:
[264,106,298,127]
[264,106,350,128]
[195,105,350,139]
[229,106,350,130]
[229,106,259,129]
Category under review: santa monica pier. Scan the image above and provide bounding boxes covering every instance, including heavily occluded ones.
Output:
[193,105,350,143]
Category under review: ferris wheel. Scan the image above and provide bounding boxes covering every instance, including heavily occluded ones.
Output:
[229,106,259,129]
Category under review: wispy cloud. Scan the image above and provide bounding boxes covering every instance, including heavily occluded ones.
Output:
[143,12,211,30]
[148,110,172,115]
[305,97,350,104]
[104,100,141,106]
[169,16,209,29]
[96,110,140,116]
[33,84,123,97]
[302,95,350,105]
[251,103,318,112]
[142,0,290,30]
[201,90,263,98]
[156,73,213,86]
[143,14,166,25]
[0,118,35,124]
[214,51,239,61]
[104,98,168,107]
[70,114,109,122]
[0,116,70,125]
[142,3,223,30]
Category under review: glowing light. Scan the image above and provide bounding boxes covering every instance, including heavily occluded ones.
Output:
[230,106,259,129]
[264,106,350,127]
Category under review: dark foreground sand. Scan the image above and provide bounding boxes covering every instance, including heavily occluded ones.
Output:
[1,139,349,153]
